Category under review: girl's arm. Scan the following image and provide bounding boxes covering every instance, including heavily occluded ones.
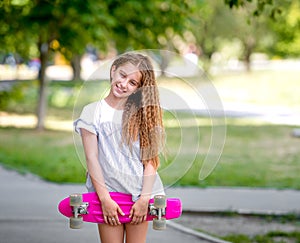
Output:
[129,161,157,224]
[80,128,124,225]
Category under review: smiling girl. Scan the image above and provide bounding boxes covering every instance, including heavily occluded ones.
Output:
[74,52,165,243]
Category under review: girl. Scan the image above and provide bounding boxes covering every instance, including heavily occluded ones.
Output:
[74,52,165,243]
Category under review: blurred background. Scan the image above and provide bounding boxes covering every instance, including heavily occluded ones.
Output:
[0,1,300,242]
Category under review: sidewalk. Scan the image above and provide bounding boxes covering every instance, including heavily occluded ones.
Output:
[0,166,210,243]
[1,165,300,243]
[166,187,300,215]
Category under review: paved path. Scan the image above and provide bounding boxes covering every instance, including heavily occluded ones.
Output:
[1,165,300,243]
[166,187,300,215]
[0,166,209,243]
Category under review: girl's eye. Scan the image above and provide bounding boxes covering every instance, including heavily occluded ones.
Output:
[129,80,138,86]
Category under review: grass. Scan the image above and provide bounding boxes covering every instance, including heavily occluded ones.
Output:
[0,69,299,188]
[162,122,300,189]
[222,231,300,243]
[206,123,300,188]
[0,127,85,183]
[0,120,299,188]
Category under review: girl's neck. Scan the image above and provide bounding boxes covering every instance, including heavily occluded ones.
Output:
[104,95,126,110]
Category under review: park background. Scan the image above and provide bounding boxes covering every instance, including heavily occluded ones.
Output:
[0,1,300,242]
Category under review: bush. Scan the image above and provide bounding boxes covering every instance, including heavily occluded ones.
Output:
[0,80,38,113]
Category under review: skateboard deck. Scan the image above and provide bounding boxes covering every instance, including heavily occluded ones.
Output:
[58,192,182,230]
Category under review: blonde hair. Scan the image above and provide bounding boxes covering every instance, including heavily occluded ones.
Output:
[111,52,165,169]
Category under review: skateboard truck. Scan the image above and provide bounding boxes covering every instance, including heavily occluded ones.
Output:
[149,195,167,230]
[69,193,89,229]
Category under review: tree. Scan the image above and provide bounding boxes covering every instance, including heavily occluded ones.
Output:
[55,1,114,80]
[223,0,299,68]
[227,5,274,71]
[9,0,296,129]
[2,0,204,130]
[224,0,283,19]
[185,1,237,63]
[106,0,203,73]
[1,0,113,130]
[190,0,293,72]
[0,1,33,60]
[25,0,117,130]
[266,0,300,57]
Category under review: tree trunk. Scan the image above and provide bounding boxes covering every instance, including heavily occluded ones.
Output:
[71,54,81,80]
[243,36,255,72]
[36,42,49,131]
[244,45,253,72]
[159,50,171,76]
[245,51,251,72]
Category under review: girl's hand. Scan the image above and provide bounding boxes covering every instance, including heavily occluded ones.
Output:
[129,195,150,224]
[101,197,125,226]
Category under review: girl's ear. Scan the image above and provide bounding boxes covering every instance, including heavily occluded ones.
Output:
[110,65,116,81]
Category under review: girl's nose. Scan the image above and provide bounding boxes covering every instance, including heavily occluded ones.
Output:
[119,79,128,88]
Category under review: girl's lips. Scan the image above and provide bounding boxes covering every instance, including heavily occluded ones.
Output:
[114,84,126,94]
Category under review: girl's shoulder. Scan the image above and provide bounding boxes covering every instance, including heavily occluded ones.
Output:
[82,100,103,114]
[79,100,104,123]
[84,100,102,109]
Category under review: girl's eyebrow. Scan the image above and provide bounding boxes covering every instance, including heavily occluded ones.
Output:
[119,69,126,75]
[119,69,129,77]
[119,69,140,84]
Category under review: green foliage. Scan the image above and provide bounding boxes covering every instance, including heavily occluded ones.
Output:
[0,80,38,113]
[106,0,203,52]
[266,0,300,57]
[0,79,109,117]
[1,0,298,64]
[1,0,208,129]
[224,0,283,19]
[0,87,11,109]
[0,0,204,60]
[48,81,82,110]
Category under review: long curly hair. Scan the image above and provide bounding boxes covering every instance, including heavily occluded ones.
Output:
[110,52,165,169]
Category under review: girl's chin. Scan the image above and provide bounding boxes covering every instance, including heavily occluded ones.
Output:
[112,90,130,99]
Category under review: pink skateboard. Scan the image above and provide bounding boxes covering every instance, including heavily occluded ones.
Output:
[58,192,182,230]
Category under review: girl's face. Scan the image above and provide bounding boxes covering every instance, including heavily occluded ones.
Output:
[110,63,142,99]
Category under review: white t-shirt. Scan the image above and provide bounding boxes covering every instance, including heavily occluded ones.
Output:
[74,99,165,201]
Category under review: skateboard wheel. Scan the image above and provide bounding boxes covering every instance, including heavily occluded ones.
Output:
[70,216,83,229]
[153,218,166,230]
[70,194,82,206]
[154,195,166,208]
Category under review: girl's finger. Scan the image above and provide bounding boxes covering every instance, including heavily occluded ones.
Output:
[104,215,108,224]
[117,206,125,216]
[129,208,134,218]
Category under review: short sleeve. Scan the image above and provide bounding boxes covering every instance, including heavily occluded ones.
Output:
[74,101,101,135]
